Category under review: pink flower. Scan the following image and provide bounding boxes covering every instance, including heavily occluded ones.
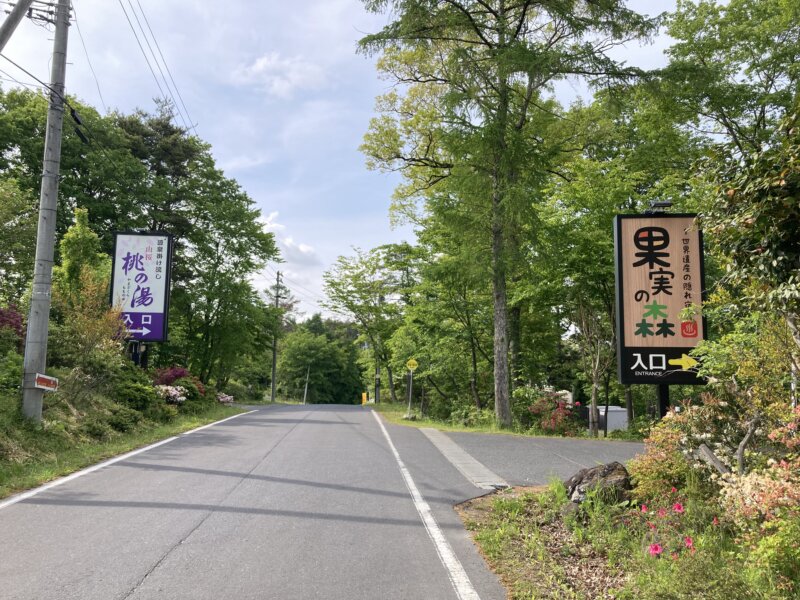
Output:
[574,401,581,407]
[684,536,694,549]
[641,505,648,513]
[649,543,663,557]
[657,508,667,518]
[712,516,719,526]
[673,502,685,514]
[671,487,677,493]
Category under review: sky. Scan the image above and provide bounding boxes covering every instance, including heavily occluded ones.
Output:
[0,0,676,318]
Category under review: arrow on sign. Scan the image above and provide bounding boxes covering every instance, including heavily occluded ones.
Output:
[668,354,699,371]
[129,326,151,336]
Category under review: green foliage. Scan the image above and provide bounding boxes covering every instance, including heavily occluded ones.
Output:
[277,319,363,404]
[107,404,142,433]
[514,387,583,436]
[0,350,22,395]
[629,419,694,503]
[0,178,36,304]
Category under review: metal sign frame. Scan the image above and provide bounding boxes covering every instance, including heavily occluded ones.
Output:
[110,231,173,343]
[614,214,707,385]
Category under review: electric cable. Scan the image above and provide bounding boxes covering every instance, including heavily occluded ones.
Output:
[71,1,107,114]
[134,0,197,135]
[125,0,189,131]
[116,0,166,100]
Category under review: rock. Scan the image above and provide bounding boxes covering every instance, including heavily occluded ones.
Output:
[563,461,631,504]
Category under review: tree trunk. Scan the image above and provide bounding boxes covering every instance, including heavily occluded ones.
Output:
[589,382,600,438]
[470,336,481,410]
[386,364,398,403]
[509,304,522,390]
[492,212,511,428]
[624,384,634,425]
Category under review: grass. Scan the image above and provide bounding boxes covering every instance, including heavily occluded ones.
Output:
[373,402,644,443]
[373,402,509,434]
[0,403,245,500]
[458,482,794,599]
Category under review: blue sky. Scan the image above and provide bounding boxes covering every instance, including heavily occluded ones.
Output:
[1,0,675,317]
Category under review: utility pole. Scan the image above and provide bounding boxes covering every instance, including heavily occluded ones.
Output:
[269,270,281,403]
[21,0,71,422]
[302,364,310,405]
[0,0,35,53]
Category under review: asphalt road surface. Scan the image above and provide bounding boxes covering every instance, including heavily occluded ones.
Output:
[1,404,643,600]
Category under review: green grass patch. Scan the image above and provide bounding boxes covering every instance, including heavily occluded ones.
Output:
[373,402,644,443]
[459,482,795,599]
[0,402,244,499]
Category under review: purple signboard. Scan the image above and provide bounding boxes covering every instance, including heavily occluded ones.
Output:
[110,232,173,342]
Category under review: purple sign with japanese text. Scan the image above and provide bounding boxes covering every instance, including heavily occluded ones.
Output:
[111,232,173,342]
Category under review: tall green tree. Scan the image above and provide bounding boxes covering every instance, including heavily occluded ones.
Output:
[359,0,657,426]
[324,245,411,402]
[0,178,36,305]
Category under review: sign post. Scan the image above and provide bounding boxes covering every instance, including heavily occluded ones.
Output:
[111,232,173,360]
[614,214,706,415]
[406,358,418,414]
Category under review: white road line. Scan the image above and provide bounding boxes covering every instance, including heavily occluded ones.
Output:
[0,410,257,511]
[421,428,508,490]
[371,411,481,600]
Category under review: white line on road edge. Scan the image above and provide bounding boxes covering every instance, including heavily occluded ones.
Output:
[0,410,257,511]
[371,411,481,600]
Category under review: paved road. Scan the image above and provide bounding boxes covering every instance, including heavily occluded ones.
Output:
[1,405,643,600]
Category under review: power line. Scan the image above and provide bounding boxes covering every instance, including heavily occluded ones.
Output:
[124,0,189,132]
[71,1,107,114]
[116,0,166,100]
[134,0,197,136]
[263,263,329,302]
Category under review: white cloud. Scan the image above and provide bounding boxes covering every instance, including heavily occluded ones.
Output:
[280,236,322,267]
[232,52,325,98]
[258,211,286,233]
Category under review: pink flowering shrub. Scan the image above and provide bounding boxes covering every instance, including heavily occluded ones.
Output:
[217,392,234,405]
[155,385,187,404]
[527,391,582,436]
[627,488,701,561]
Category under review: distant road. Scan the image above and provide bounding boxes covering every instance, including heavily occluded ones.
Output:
[0,404,642,600]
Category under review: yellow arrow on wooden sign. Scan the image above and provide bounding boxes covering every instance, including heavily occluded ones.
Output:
[668,354,699,371]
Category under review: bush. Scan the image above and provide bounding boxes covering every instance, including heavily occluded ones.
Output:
[145,401,179,423]
[113,381,159,412]
[110,362,159,411]
[0,306,23,354]
[519,387,582,436]
[173,376,210,413]
[153,366,192,386]
[222,380,260,403]
[0,350,22,394]
[628,417,694,503]
[107,405,142,433]
[80,417,112,441]
[448,405,495,428]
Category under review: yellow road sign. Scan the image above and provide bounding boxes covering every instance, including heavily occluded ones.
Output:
[406,359,418,371]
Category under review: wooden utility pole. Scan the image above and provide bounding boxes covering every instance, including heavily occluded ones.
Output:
[269,271,281,403]
[21,0,71,421]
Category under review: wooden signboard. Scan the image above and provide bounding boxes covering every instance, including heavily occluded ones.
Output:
[614,214,706,385]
